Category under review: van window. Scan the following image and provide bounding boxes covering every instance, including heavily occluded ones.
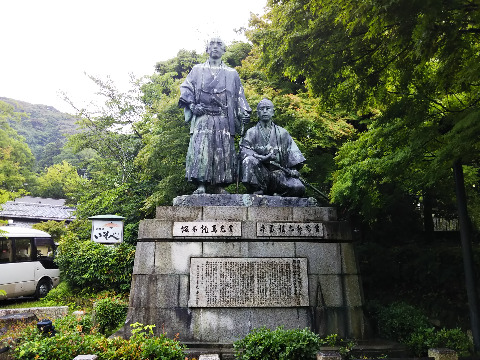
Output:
[34,238,54,259]
[14,238,32,262]
[0,239,12,263]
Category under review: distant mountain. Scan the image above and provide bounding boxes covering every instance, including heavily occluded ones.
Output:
[0,97,80,169]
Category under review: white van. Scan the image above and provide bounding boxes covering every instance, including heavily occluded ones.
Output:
[0,226,60,299]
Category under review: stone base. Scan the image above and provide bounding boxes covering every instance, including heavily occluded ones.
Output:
[173,194,318,207]
[125,205,366,343]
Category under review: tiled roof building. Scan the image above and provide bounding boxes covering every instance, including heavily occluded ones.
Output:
[0,196,76,227]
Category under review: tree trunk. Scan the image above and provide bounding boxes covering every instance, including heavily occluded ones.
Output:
[423,191,435,243]
[453,160,480,353]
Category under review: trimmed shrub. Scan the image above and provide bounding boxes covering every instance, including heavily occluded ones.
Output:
[93,296,128,336]
[376,302,430,342]
[234,327,322,360]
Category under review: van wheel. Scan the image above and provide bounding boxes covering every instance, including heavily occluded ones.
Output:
[35,278,52,299]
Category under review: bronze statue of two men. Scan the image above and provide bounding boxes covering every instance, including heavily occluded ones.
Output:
[179,37,305,197]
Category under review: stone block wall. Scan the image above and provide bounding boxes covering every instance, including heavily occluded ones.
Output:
[125,203,366,343]
[0,306,68,320]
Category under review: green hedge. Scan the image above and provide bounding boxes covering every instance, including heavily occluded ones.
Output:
[55,232,135,293]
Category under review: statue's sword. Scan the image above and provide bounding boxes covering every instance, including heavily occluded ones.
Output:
[269,161,329,201]
[236,121,245,193]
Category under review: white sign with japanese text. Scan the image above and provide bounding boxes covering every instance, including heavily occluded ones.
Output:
[91,220,123,243]
[173,221,241,237]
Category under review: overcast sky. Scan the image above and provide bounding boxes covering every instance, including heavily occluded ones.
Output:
[0,0,266,113]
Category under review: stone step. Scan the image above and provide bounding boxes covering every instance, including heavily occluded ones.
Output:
[183,339,410,360]
[184,343,235,360]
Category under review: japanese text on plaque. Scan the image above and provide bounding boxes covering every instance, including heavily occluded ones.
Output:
[173,221,241,237]
[257,222,324,237]
[189,258,309,307]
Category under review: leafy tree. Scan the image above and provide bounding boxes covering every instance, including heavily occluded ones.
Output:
[248,0,480,220]
[32,220,68,243]
[248,0,480,349]
[64,75,145,185]
[154,49,205,79]
[61,76,152,243]
[0,101,35,193]
[137,70,193,211]
[32,161,87,201]
[223,41,253,68]
[37,141,64,169]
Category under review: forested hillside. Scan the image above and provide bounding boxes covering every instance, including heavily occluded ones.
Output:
[0,97,78,169]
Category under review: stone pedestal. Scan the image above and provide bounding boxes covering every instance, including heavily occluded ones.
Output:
[125,195,366,343]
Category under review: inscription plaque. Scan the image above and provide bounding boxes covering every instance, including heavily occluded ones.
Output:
[199,355,220,360]
[257,222,324,237]
[189,258,309,307]
[173,221,241,237]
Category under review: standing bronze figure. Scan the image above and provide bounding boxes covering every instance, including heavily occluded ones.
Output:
[179,37,251,194]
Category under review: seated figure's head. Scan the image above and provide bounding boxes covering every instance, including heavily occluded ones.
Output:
[257,98,275,122]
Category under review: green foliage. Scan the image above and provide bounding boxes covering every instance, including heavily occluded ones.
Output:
[372,301,472,356]
[0,189,27,207]
[154,49,205,79]
[234,327,323,360]
[32,161,87,201]
[40,281,83,310]
[32,220,68,243]
[359,241,480,329]
[66,76,144,186]
[407,327,471,357]
[62,76,155,242]
[0,100,35,192]
[223,41,253,68]
[39,282,111,312]
[121,323,186,360]
[56,231,135,293]
[73,182,146,244]
[93,296,128,336]
[37,283,133,336]
[249,0,480,224]
[376,302,430,342]
[137,72,194,210]
[11,317,186,360]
